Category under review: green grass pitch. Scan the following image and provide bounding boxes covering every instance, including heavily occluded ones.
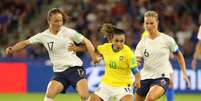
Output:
[0,93,200,101]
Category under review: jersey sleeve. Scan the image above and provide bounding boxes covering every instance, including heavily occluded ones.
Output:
[198,26,201,40]
[128,48,137,69]
[28,33,42,44]
[67,28,84,44]
[168,37,179,53]
[135,39,144,57]
[97,44,105,54]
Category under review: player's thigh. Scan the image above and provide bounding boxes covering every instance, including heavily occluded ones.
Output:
[114,87,133,101]
[136,79,152,98]
[136,93,145,101]
[145,85,165,100]
[46,80,64,97]
[76,79,89,97]
[94,84,113,101]
[120,94,134,101]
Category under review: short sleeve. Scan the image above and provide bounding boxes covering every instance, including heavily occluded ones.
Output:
[128,50,137,69]
[97,44,105,54]
[168,37,179,53]
[67,28,84,44]
[135,39,144,57]
[71,32,84,44]
[28,33,42,44]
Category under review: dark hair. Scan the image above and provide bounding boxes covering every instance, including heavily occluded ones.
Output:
[100,23,125,41]
[47,8,68,23]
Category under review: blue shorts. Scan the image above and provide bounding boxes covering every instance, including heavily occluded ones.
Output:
[136,78,169,97]
[51,66,86,93]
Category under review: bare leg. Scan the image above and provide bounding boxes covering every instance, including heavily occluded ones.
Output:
[136,93,145,101]
[145,85,165,101]
[44,80,64,101]
[120,94,134,101]
[76,79,90,101]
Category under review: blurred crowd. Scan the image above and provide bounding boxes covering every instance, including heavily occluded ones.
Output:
[0,0,201,59]
[0,0,52,58]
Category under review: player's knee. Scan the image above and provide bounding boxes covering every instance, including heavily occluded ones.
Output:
[45,91,57,99]
[145,95,155,101]
[79,92,89,100]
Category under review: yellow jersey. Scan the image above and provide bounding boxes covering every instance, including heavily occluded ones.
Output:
[97,43,137,87]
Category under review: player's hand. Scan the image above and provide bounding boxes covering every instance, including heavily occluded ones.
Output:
[182,73,191,88]
[134,80,141,89]
[191,59,197,70]
[68,44,80,52]
[5,47,14,56]
[92,54,100,64]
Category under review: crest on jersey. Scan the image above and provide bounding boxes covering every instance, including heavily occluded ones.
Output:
[119,56,124,61]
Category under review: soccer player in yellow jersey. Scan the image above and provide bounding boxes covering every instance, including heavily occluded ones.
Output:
[89,24,141,101]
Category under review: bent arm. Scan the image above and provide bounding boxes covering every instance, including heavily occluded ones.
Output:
[5,40,31,55]
[82,37,99,63]
[12,40,30,52]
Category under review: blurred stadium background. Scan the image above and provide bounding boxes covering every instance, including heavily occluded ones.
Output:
[0,0,201,101]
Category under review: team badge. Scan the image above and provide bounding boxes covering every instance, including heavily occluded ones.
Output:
[119,56,124,61]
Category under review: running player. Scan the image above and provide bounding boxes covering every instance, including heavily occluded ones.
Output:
[5,8,98,101]
[89,23,141,101]
[135,10,189,101]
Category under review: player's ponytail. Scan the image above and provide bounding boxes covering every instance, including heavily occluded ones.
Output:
[100,23,125,42]
[100,23,115,34]
[100,23,115,42]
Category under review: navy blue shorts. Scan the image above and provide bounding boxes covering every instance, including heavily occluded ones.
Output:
[136,78,169,97]
[51,66,86,93]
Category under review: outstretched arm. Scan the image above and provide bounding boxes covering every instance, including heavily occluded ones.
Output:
[191,40,201,70]
[5,40,30,55]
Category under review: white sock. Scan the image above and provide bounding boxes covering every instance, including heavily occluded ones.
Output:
[44,96,54,101]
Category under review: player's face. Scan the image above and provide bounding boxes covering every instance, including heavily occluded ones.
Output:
[144,17,158,33]
[112,34,125,50]
[49,13,63,32]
